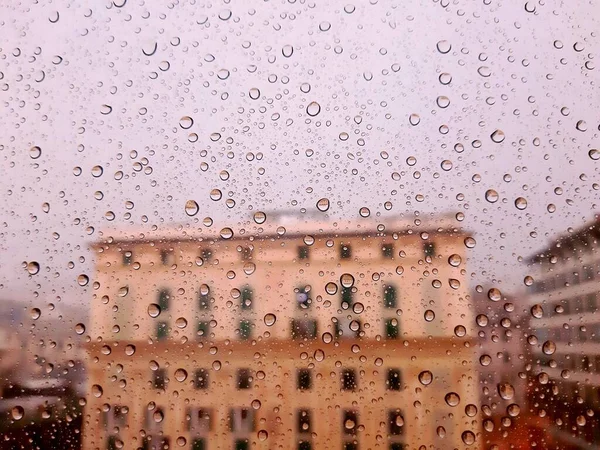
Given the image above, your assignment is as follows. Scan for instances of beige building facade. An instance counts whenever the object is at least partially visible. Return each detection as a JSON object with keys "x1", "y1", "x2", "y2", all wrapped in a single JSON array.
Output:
[{"x1": 83, "y1": 215, "x2": 481, "y2": 450}]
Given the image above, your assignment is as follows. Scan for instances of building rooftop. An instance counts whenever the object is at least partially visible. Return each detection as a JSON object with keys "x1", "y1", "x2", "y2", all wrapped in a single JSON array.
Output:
[
  {"x1": 93, "y1": 211, "x2": 469, "y2": 247},
  {"x1": 527, "y1": 215, "x2": 600, "y2": 264}
]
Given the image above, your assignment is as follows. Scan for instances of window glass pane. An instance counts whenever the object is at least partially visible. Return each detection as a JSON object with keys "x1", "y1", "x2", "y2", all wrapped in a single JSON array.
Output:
[{"x1": 3, "y1": 3, "x2": 598, "y2": 450}]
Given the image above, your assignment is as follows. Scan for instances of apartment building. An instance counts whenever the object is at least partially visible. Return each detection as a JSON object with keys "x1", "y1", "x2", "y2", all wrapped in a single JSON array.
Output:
[
  {"x1": 82, "y1": 213, "x2": 480, "y2": 450},
  {"x1": 524, "y1": 217, "x2": 600, "y2": 449}
]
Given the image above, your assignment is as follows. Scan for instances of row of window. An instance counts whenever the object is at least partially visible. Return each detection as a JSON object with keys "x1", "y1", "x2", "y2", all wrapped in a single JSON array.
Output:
[
  {"x1": 546, "y1": 292, "x2": 598, "y2": 315},
  {"x1": 531, "y1": 266, "x2": 598, "y2": 294},
  {"x1": 539, "y1": 353, "x2": 600, "y2": 373},
  {"x1": 121, "y1": 242, "x2": 438, "y2": 266},
  {"x1": 534, "y1": 322, "x2": 600, "y2": 344},
  {"x1": 105, "y1": 407, "x2": 405, "y2": 450},
  {"x1": 153, "y1": 284, "x2": 400, "y2": 312},
  {"x1": 151, "y1": 368, "x2": 403, "y2": 392},
  {"x1": 154, "y1": 317, "x2": 401, "y2": 341}
]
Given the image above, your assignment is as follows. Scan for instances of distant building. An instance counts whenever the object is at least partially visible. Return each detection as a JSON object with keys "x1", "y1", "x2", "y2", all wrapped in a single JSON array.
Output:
[
  {"x1": 83, "y1": 214, "x2": 481, "y2": 450},
  {"x1": 524, "y1": 216, "x2": 600, "y2": 449}
]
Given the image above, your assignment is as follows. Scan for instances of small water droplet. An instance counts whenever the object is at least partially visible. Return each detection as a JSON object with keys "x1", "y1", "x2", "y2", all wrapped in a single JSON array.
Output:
[
  {"x1": 148, "y1": 304, "x2": 161, "y2": 318},
  {"x1": 75, "y1": 323, "x2": 86, "y2": 335},
  {"x1": 542, "y1": 340, "x2": 556, "y2": 355},
  {"x1": 11, "y1": 406, "x2": 24, "y2": 420},
  {"x1": 409, "y1": 113, "x2": 420, "y2": 126},
  {"x1": 359, "y1": 207, "x2": 370, "y2": 218},
  {"x1": 282, "y1": 45, "x2": 293, "y2": 57},
  {"x1": 125, "y1": 344, "x2": 136, "y2": 356},
  {"x1": 220, "y1": 228, "x2": 234, "y2": 239},
  {"x1": 185, "y1": 200, "x2": 199, "y2": 216},
  {"x1": 249, "y1": 88, "x2": 260, "y2": 100},
  {"x1": 253, "y1": 211, "x2": 267, "y2": 224},
  {"x1": 91, "y1": 384, "x2": 103, "y2": 398},
  {"x1": 264, "y1": 313, "x2": 276, "y2": 327},
  {"x1": 77, "y1": 274, "x2": 89, "y2": 286},
  {"x1": 445, "y1": 392, "x2": 460, "y2": 407},
  {"x1": 174, "y1": 368, "x2": 188, "y2": 382},
  {"x1": 27, "y1": 261, "x2": 40, "y2": 275},
  {"x1": 179, "y1": 116, "x2": 193, "y2": 129}
]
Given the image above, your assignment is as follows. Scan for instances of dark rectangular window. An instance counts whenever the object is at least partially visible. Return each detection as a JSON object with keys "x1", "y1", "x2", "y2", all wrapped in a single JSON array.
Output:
[
  {"x1": 107, "y1": 436, "x2": 117, "y2": 450},
  {"x1": 291, "y1": 319, "x2": 318, "y2": 340},
  {"x1": 388, "y1": 410, "x2": 405, "y2": 436},
  {"x1": 201, "y1": 248, "x2": 212, "y2": 262},
  {"x1": 587, "y1": 293, "x2": 597, "y2": 312},
  {"x1": 389, "y1": 444, "x2": 405, "y2": 450},
  {"x1": 343, "y1": 444, "x2": 358, "y2": 450},
  {"x1": 192, "y1": 439, "x2": 205, "y2": 450},
  {"x1": 194, "y1": 369, "x2": 209, "y2": 390},
  {"x1": 123, "y1": 251, "x2": 132, "y2": 266},
  {"x1": 341, "y1": 369, "x2": 357, "y2": 391},
  {"x1": 197, "y1": 321, "x2": 210, "y2": 340},
  {"x1": 153, "y1": 369, "x2": 167, "y2": 389},
  {"x1": 156, "y1": 321, "x2": 169, "y2": 341},
  {"x1": 239, "y1": 320, "x2": 252, "y2": 340},
  {"x1": 423, "y1": 242, "x2": 435, "y2": 257},
  {"x1": 158, "y1": 289, "x2": 170, "y2": 311},
  {"x1": 235, "y1": 440, "x2": 249, "y2": 450},
  {"x1": 335, "y1": 319, "x2": 361, "y2": 339},
  {"x1": 229, "y1": 408, "x2": 255, "y2": 433},
  {"x1": 584, "y1": 265, "x2": 595, "y2": 281},
  {"x1": 241, "y1": 286, "x2": 253, "y2": 310},
  {"x1": 237, "y1": 368, "x2": 252, "y2": 389},
  {"x1": 297, "y1": 409, "x2": 311, "y2": 433},
  {"x1": 385, "y1": 319, "x2": 399, "y2": 339},
  {"x1": 340, "y1": 244, "x2": 352, "y2": 259},
  {"x1": 240, "y1": 246, "x2": 253, "y2": 260},
  {"x1": 383, "y1": 285, "x2": 397, "y2": 308},
  {"x1": 186, "y1": 408, "x2": 212, "y2": 433},
  {"x1": 342, "y1": 410, "x2": 358, "y2": 435},
  {"x1": 341, "y1": 287, "x2": 353, "y2": 308},
  {"x1": 382, "y1": 244, "x2": 394, "y2": 259},
  {"x1": 199, "y1": 285, "x2": 210, "y2": 309},
  {"x1": 160, "y1": 249, "x2": 170, "y2": 265},
  {"x1": 386, "y1": 369, "x2": 402, "y2": 391},
  {"x1": 297, "y1": 369, "x2": 312, "y2": 390},
  {"x1": 298, "y1": 442, "x2": 312, "y2": 450},
  {"x1": 298, "y1": 246, "x2": 310, "y2": 260}
]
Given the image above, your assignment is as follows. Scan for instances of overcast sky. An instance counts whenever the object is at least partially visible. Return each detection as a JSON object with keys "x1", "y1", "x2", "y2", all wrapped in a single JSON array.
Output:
[{"x1": 1, "y1": 0, "x2": 598, "y2": 320}]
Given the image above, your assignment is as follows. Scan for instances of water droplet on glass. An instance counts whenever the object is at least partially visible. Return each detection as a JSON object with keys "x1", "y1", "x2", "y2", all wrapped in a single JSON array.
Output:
[
  {"x1": 542, "y1": 340, "x2": 556, "y2": 355},
  {"x1": 125, "y1": 344, "x2": 136, "y2": 356},
  {"x1": 490, "y1": 129, "x2": 505, "y2": 143},
  {"x1": 454, "y1": 325, "x2": 466, "y2": 337},
  {"x1": 485, "y1": 189, "x2": 499, "y2": 203},
  {"x1": 436, "y1": 40, "x2": 452, "y2": 54},
  {"x1": 448, "y1": 254, "x2": 462, "y2": 267},
  {"x1": 258, "y1": 430, "x2": 268, "y2": 441},
  {"x1": 418, "y1": 370, "x2": 433, "y2": 385},
  {"x1": 439, "y1": 73, "x2": 452, "y2": 85},
  {"x1": 514, "y1": 197, "x2": 527, "y2": 210},
  {"x1": 477, "y1": 66, "x2": 491, "y2": 77},
  {"x1": 424, "y1": 310, "x2": 435, "y2": 322},
  {"x1": 148, "y1": 304, "x2": 161, "y2": 318},
  {"x1": 359, "y1": 207, "x2": 370, "y2": 218},
  {"x1": 185, "y1": 200, "x2": 199, "y2": 217},
  {"x1": 77, "y1": 274, "x2": 89, "y2": 286},
  {"x1": 306, "y1": 101, "x2": 321, "y2": 117},
  {"x1": 249, "y1": 88, "x2": 260, "y2": 100},
  {"x1": 576, "y1": 120, "x2": 587, "y2": 132},
  {"x1": 317, "y1": 198, "x2": 330, "y2": 212},
  {"x1": 488, "y1": 288, "x2": 502, "y2": 302},
  {"x1": 445, "y1": 392, "x2": 460, "y2": 407},
  {"x1": 436, "y1": 96, "x2": 450, "y2": 108},
  {"x1": 264, "y1": 313, "x2": 276, "y2": 327},
  {"x1": 91, "y1": 384, "x2": 103, "y2": 398},
  {"x1": 589, "y1": 149, "x2": 599, "y2": 160},
  {"x1": 282, "y1": 45, "x2": 293, "y2": 57},
  {"x1": 220, "y1": 228, "x2": 234, "y2": 239},
  {"x1": 11, "y1": 406, "x2": 24, "y2": 420},
  {"x1": 498, "y1": 383, "x2": 515, "y2": 400},
  {"x1": 174, "y1": 368, "x2": 188, "y2": 382},
  {"x1": 461, "y1": 431, "x2": 476, "y2": 445},
  {"x1": 217, "y1": 69, "x2": 230, "y2": 80},
  {"x1": 325, "y1": 282, "x2": 338, "y2": 295},
  {"x1": 29, "y1": 146, "x2": 42, "y2": 159},
  {"x1": 30, "y1": 308, "x2": 41, "y2": 320},
  {"x1": 179, "y1": 116, "x2": 193, "y2": 129},
  {"x1": 340, "y1": 274, "x2": 355, "y2": 288},
  {"x1": 409, "y1": 114, "x2": 420, "y2": 126},
  {"x1": 27, "y1": 261, "x2": 40, "y2": 275},
  {"x1": 75, "y1": 323, "x2": 86, "y2": 335},
  {"x1": 253, "y1": 211, "x2": 267, "y2": 224}
]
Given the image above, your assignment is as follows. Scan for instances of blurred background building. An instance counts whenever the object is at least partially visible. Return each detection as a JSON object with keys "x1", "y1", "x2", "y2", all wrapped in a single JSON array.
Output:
[
  {"x1": 524, "y1": 217, "x2": 600, "y2": 450},
  {"x1": 83, "y1": 213, "x2": 481, "y2": 450}
]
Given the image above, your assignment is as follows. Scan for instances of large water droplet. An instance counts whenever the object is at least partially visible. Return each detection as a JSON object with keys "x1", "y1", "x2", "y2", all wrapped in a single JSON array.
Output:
[
  {"x1": 306, "y1": 101, "x2": 321, "y2": 117},
  {"x1": 498, "y1": 383, "x2": 515, "y2": 400},
  {"x1": 29, "y1": 146, "x2": 42, "y2": 159},
  {"x1": 174, "y1": 368, "x2": 188, "y2": 382},
  {"x1": 485, "y1": 189, "x2": 499, "y2": 203},
  {"x1": 436, "y1": 40, "x2": 452, "y2": 54},
  {"x1": 514, "y1": 197, "x2": 527, "y2": 210},
  {"x1": 418, "y1": 370, "x2": 433, "y2": 385},
  {"x1": 542, "y1": 340, "x2": 556, "y2": 355},
  {"x1": 148, "y1": 304, "x2": 161, "y2": 318},
  {"x1": 185, "y1": 200, "x2": 199, "y2": 217},
  {"x1": 179, "y1": 116, "x2": 193, "y2": 129},
  {"x1": 91, "y1": 384, "x2": 103, "y2": 398},
  {"x1": 77, "y1": 274, "x2": 89, "y2": 286},
  {"x1": 27, "y1": 261, "x2": 40, "y2": 275},
  {"x1": 11, "y1": 406, "x2": 24, "y2": 420},
  {"x1": 445, "y1": 392, "x2": 460, "y2": 407}
]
